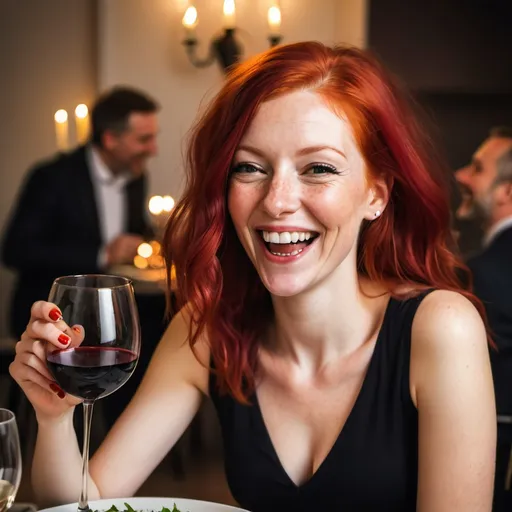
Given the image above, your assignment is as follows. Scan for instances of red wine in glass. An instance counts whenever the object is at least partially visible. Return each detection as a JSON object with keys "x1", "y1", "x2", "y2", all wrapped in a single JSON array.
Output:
[{"x1": 47, "y1": 346, "x2": 138, "y2": 401}]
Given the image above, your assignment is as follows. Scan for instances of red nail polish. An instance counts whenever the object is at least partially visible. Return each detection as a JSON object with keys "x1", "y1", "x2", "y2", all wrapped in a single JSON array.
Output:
[
  {"x1": 72, "y1": 326, "x2": 81, "y2": 334},
  {"x1": 50, "y1": 383, "x2": 62, "y2": 394},
  {"x1": 49, "y1": 308, "x2": 62, "y2": 322},
  {"x1": 58, "y1": 334, "x2": 70, "y2": 345},
  {"x1": 50, "y1": 383, "x2": 66, "y2": 399}
]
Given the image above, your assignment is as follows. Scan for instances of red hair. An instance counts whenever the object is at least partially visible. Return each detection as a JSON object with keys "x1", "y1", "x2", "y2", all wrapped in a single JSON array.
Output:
[{"x1": 163, "y1": 41, "x2": 488, "y2": 403}]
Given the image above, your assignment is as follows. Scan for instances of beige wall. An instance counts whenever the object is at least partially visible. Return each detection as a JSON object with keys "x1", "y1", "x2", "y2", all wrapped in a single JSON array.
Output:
[
  {"x1": 0, "y1": 0, "x2": 98, "y2": 337},
  {"x1": 98, "y1": 0, "x2": 368, "y2": 199}
]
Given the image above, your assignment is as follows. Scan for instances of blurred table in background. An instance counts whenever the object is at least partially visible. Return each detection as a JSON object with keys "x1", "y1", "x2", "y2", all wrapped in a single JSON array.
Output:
[{"x1": 109, "y1": 264, "x2": 170, "y2": 295}]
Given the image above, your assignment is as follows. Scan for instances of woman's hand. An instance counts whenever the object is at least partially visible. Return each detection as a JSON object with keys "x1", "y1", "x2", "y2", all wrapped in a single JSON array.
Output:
[{"x1": 9, "y1": 300, "x2": 83, "y2": 423}]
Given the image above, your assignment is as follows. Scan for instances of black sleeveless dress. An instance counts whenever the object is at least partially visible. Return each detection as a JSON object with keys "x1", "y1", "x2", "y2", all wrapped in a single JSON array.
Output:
[{"x1": 209, "y1": 291, "x2": 433, "y2": 511}]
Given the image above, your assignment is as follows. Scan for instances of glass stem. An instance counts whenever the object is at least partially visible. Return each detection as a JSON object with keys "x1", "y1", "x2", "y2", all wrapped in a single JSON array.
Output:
[{"x1": 78, "y1": 400, "x2": 94, "y2": 512}]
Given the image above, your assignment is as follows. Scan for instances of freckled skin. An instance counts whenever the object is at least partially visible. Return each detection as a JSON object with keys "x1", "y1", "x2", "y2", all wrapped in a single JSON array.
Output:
[{"x1": 228, "y1": 90, "x2": 387, "y2": 297}]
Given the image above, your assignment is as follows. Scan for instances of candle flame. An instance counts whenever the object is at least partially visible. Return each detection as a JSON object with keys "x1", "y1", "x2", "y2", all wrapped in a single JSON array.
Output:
[
  {"x1": 134, "y1": 255, "x2": 149, "y2": 269},
  {"x1": 223, "y1": 0, "x2": 235, "y2": 16},
  {"x1": 162, "y1": 195, "x2": 175, "y2": 212},
  {"x1": 268, "y1": 6, "x2": 281, "y2": 26},
  {"x1": 182, "y1": 6, "x2": 198, "y2": 27},
  {"x1": 148, "y1": 254, "x2": 165, "y2": 269},
  {"x1": 148, "y1": 195, "x2": 164, "y2": 215},
  {"x1": 137, "y1": 242, "x2": 153, "y2": 259},
  {"x1": 150, "y1": 241, "x2": 162, "y2": 255},
  {"x1": 75, "y1": 104, "x2": 88, "y2": 119},
  {"x1": 54, "y1": 109, "x2": 68, "y2": 123}
]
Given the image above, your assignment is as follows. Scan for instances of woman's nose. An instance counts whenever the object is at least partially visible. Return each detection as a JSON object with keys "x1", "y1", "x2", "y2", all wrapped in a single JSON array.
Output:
[{"x1": 261, "y1": 175, "x2": 301, "y2": 218}]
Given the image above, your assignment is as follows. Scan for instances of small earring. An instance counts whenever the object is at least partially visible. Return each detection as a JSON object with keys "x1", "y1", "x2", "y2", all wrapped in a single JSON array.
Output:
[{"x1": 374, "y1": 210, "x2": 381, "y2": 218}]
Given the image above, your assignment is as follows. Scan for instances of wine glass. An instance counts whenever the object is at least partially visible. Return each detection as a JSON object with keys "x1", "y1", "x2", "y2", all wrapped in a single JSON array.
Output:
[
  {"x1": 46, "y1": 275, "x2": 141, "y2": 512},
  {"x1": 0, "y1": 409, "x2": 22, "y2": 512}
]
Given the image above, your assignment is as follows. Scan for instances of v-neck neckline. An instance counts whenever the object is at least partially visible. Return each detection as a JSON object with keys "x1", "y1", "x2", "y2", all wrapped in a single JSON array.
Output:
[{"x1": 252, "y1": 296, "x2": 395, "y2": 490}]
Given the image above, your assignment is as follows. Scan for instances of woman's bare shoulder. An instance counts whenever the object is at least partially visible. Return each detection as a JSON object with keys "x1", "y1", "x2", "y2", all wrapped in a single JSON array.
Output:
[
  {"x1": 412, "y1": 289, "x2": 486, "y2": 346},
  {"x1": 409, "y1": 289, "x2": 490, "y2": 405}
]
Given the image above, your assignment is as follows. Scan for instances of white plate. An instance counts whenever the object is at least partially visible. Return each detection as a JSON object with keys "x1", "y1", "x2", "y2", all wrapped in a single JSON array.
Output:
[{"x1": 39, "y1": 496, "x2": 248, "y2": 512}]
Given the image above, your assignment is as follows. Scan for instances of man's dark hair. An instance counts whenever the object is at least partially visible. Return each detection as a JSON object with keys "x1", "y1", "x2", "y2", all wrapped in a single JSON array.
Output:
[{"x1": 91, "y1": 86, "x2": 159, "y2": 147}]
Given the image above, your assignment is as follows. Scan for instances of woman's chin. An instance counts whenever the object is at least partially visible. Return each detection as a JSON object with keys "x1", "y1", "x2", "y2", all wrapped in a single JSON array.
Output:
[{"x1": 259, "y1": 276, "x2": 310, "y2": 298}]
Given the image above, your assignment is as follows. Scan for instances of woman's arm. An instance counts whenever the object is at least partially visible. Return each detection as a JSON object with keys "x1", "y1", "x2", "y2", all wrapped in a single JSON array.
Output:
[
  {"x1": 410, "y1": 290, "x2": 496, "y2": 512},
  {"x1": 32, "y1": 307, "x2": 210, "y2": 505}
]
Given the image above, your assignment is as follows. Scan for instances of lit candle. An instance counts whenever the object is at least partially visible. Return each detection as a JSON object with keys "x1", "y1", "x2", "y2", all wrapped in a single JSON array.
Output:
[
  {"x1": 162, "y1": 195, "x2": 175, "y2": 213},
  {"x1": 75, "y1": 104, "x2": 90, "y2": 144},
  {"x1": 150, "y1": 240, "x2": 162, "y2": 255},
  {"x1": 223, "y1": 0, "x2": 236, "y2": 29},
  {"x1": 182, "y1": 5, "x2": 198, "y2": 39},
  {"x1": 137, "y1": 243, "x2": 153, "y2": 259},
  {"x1": 133, "y1": 255, "x2": 149, "y2": 269},
  {"x1": 148, "y1": 195, "x2": 164, "y2": 216},
  {"x1": 268, "y1": 5, "x2": 281, "y2": 37},
  {"x1": 54, "y1": 109, "x2": 69, "y2": 152}
]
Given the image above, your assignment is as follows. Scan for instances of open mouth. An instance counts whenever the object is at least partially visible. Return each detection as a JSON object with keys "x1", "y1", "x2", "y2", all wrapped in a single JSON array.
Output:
[{"x1": 258, "y1": 230, "x2": 319, "y2": 258}]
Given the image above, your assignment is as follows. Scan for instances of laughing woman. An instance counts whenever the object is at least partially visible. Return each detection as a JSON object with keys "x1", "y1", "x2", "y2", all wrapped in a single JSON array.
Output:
[{"x1": 10, "y1": 42, "x2": 496, "y2": 511}]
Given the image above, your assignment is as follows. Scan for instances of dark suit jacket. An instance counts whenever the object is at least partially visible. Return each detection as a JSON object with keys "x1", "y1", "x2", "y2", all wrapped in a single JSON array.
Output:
[
  {"x1": 468, "y1": 225, "x2": 512, "y2": 416},
  {"x1": 1, "y1": 145, "x2": 153, "y2": 338}
]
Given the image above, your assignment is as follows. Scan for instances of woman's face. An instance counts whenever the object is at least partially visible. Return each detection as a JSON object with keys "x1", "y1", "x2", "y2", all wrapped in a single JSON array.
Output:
[{"x1": 228, "y1": 90, "x2": 387, "y2": 297}]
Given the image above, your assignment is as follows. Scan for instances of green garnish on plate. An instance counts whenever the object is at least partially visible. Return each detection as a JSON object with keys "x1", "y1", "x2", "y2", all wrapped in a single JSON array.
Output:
[{"x1": 98, "y1": 503, "x2": 184, "y2": 512}]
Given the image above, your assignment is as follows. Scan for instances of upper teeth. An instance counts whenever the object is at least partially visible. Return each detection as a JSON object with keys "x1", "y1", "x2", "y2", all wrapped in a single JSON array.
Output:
[{"x1": 262, "y1": 231, "x2": 313, "y2": 244}]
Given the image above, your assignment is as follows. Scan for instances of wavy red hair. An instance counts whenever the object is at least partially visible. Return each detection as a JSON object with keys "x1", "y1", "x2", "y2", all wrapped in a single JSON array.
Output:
[{"x1": 163, "y1": 41, "x2": 488, "y2": 403}]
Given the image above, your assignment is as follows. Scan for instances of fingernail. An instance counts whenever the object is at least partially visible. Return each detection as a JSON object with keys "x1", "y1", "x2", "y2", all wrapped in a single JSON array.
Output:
[
  {"x1": 49, "y1": 308, "x2": 62, "y2": 322},
  {"x1": 72, "y1": 326, "x2": 81, "y2": 334},
  {"x1": 49, "y1": 383, "x2": 60, "y2": 393},
  {"x1": 58, "y1": 334, "x2": 70, "y2": 345},
  {"x1": 49, "y1": 382, "x2": 65, "y2": 399}
]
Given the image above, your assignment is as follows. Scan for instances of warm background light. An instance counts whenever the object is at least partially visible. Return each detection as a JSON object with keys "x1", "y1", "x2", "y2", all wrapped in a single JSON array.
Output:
[
  {"x1": 162, "y1": 195, "x2": 175, "y2": 212},
  {"x1": 137, "y1": 242, "x2": 153, "y2": 258},
  {"x1": 223, "y1": 0, "x2": 236, "y2": 29},
  {"x1": 148, "y1": 195, "x2": 164, "y2": 215},
  {"x1": 54, "y1": 109, "x2": 68, "y2": 123},
  {"x1": 148, "y1": 254, "x2": 165, "y2": 268},
  {"x1": 75, "y1": 104, "x2": 88, "y2": 118},
  {"x1": 74, "y1": 103, "x2": 90, "y2": 144},
  {"x1": 182, "y1": 6, "x2": 198, "y2": 28},
  {"x1": 150, "y1": 241, "x2": 162, "y2": 254},
  {"x1": 134, "y1": 241, "x2": 165, "y2": 270},
  {"x1": 133, "y1": 255, "x2": 149, "y2": 269},
  {"x1": 268, "y1": 6, "x2": 281, "y2": 34},
  {"x1": 54, "y1": 109, "x2": 69, "y2": 151},
  {"x1": 223, "y1": 0, "x2": 235, "y2": 17}
]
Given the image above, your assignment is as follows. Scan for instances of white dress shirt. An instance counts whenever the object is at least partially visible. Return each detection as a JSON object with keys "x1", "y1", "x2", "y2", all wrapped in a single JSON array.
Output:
[{"x1": 87, "y1": 146, "x2": 130, "y2": 267}]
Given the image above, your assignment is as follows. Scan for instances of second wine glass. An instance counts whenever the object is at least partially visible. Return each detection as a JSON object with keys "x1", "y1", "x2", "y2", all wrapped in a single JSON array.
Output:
[
  {"x1": 46, "y1": 274, "x2": 141, "y2": 512},
  {"x1": 0, "y1": 409, "x2": 21, "y2": 512}
]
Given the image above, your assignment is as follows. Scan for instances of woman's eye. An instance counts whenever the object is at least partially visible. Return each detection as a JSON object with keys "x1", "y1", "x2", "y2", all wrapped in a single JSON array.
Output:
[
  {"x1": 306, "y1": 163, "x2": 340, "y2": 175},
  {"x1": 231, "y1": 163, "x2": 262, "y2": 174}
]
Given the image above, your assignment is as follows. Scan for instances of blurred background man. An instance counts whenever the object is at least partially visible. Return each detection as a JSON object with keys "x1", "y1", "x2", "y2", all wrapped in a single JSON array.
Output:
[
  {"x1": 1, "y1": 86, "x2": 159, "y2": 339},
  {"x1": 455, "y1": 126, "x2": 512, "y2": 510}
]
